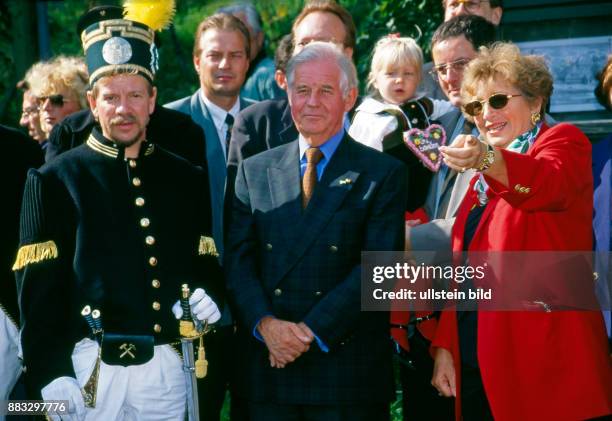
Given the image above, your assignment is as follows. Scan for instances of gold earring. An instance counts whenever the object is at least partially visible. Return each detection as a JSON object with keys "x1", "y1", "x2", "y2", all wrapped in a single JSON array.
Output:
[{"x1": 531, "y1": 111, "x2": 541, "y2": 126}]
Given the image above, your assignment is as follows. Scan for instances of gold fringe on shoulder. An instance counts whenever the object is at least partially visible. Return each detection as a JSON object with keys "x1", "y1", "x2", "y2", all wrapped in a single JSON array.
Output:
[
  {"x1": 12, "y1": 240, "x2": 59, "y2": 271},
  {"x1": 198, "y1": 236, "x2": 219, "y2": 258}
]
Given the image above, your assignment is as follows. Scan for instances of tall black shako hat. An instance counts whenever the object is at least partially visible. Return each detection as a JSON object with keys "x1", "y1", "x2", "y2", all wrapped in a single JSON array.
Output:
[{"x1": 79, "y1": 1, "x2": 175, "y2": 85}]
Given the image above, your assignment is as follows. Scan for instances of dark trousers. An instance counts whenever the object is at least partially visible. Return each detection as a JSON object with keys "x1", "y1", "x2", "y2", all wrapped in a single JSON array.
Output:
[
  {"x1": 398, "y1": 330, "x2": 454, "y2": 421},
  {"x1": 460, "y1": 365, "x2": 493, "y2": 421},
  {"x1": 248, "y1": 401, "x2": 389, "y2": 421},
  {"x1": 197, "y1": 325, "x2": 234, "y2": 421},
  {"x1": 399, "y1": 362, "x2": 454, "y2": 421}
]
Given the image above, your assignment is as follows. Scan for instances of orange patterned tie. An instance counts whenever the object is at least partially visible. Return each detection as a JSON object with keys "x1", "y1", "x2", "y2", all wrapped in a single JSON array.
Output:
[{"x1": 302, "y1": 147, "x2": 323, "y2": 208}]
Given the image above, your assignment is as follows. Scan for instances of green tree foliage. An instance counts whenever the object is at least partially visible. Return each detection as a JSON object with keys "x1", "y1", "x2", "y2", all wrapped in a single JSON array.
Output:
[
  {"x1": 353, "y1": 0, "x2": 443, "y2": 92},
  {"x1": 0, "y1": 0, "x2": 442, "y2": 135}
]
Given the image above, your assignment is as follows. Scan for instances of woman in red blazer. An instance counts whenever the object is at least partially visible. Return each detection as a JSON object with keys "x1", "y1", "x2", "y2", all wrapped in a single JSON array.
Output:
[{"x1": 432, "y1": 42, "x2": 612, "y2": 421}]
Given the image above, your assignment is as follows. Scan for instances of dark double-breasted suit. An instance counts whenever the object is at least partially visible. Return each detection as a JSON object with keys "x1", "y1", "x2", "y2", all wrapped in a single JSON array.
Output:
[{"x1": 225, "y1": 134, "x2": 407, "y2": 406}]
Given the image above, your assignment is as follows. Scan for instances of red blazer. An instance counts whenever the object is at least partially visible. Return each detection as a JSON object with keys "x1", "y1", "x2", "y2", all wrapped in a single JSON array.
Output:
[{"x1": 433, "y1": 123, "x2": 612, "y2": 421}]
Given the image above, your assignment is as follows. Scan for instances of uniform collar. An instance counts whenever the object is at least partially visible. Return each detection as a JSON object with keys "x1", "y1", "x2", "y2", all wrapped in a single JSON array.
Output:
[{"x1": 86, "y1": 127, "x2": 154, "y2": 159}]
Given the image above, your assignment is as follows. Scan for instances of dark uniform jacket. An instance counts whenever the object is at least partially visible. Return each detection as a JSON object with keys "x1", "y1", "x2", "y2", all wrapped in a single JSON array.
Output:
[
  {"x1": 45, "y1": 106, "x2": 208, "y2": 169},
  {"x1": 225, "y1": 134, "x2": 406, "y2": 404},
  {"x1": 14, "y1": 128, "x2": 223, "y2": 396},
  {"x1": 0, "y1": 125, "x2": 43, "y2": 327}
]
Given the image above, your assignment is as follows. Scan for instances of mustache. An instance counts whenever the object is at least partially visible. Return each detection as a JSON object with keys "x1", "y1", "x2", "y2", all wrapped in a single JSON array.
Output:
[{"x1": 110, "y1": 115, "x2": 137, "y2": 125}]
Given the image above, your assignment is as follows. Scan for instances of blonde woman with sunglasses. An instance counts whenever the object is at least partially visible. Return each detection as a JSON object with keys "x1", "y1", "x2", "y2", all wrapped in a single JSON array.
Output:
[
  {"x1": 431, "y1": 42, "x2": 612, "y2": 421},
  {"x1": 27, "y1": 56, "x2": 88, "y2": 142}
]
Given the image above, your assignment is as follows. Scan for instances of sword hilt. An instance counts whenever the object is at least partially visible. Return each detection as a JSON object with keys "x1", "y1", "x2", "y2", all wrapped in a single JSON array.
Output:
[
  {"x1": 180, "y1": 284, "x2": 192, "y2": 322},
  {"x1": 179, "y1": 284, "x2": 198, "y2": 338},
  {"x1": 81, "y1": 305, "x2": 96, "y2": 333},
  {"x1": 91, "y1": 309, "x2": 103, "y2": 334}
]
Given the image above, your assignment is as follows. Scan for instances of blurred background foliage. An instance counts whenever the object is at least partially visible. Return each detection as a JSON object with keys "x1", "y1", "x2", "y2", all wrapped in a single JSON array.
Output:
[{"x1": 1, "y1": 0, "x2": 442, "y2": 126}]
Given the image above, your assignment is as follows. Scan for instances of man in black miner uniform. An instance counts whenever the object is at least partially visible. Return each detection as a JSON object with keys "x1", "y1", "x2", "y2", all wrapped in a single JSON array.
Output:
[
  {"x1": 45, "y1": 5, "x2": 208, "y2": 170},
  {"x1": 14, "y1": 9, "x2": 223, "y2": 419},
  {"x1": 0, "y1": 125, "x2": 42, "y2": 403}
]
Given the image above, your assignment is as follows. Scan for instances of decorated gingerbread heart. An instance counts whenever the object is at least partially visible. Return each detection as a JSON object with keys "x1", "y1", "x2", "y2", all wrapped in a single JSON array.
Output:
[{"x1": 403, "y1": 124, "x2": 447, "y2": 172}]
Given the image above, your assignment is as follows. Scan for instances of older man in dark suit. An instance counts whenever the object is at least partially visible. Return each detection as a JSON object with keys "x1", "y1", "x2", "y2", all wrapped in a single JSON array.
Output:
[
  {"x1": 225, "y1": 1, "x2": 357, "y2": 218},
  {"x1": 225, "y1": 42, "x2": 406, "y2": 421}
]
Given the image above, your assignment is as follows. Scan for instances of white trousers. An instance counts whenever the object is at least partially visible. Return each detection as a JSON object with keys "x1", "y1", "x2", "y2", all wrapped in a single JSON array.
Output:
[{"x1": 72, "y1": 338, "x2": 186, "y2": 421}]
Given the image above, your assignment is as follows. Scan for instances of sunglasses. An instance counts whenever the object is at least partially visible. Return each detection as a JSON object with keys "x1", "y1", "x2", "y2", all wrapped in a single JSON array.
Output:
[
  {"x1": 38, "y1": 94, "x2": 72, "y2": 107},
  {"x1": 463, "y1": 93, "x2": 522, "y2": 117}
]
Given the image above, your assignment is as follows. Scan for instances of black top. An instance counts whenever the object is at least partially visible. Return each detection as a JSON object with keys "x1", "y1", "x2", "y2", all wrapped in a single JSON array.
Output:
[
  {"x1": 0, "y1": 125, "x2": 43, "y2": 326},
  {"x1": 458, "y1": 203, "x2": 488, "y2": 368},
  {"x1": 15, "y1": 128, "x2": 223, "y2": 395}
]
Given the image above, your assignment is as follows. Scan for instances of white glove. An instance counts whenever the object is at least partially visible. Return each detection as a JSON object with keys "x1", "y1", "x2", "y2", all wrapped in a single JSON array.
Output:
[
  {"x1": 41, "y1": 376, "x2": 86, "y2": 421},
  {"x1": 172, "y1": 288, "x2": 221, "y2": 324}
]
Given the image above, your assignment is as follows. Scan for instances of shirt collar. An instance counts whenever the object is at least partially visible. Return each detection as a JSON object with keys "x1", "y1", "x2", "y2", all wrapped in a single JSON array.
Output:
[
  {"x1": 299, "y1": 128, "x2": 344, "y2": 163},
  {"x1": 200, "y1": 91, "x2": 240, "y2": 131}
]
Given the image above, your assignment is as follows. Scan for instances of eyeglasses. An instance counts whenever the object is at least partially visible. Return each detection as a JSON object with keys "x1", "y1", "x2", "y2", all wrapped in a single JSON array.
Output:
[
  {"x1": 37, "y1": 94, "x2": 72, "y2": 108},
  {"x1": 446, "y1": 0, "x2": 489, "y2": 13},
  {"x1": 429, "y1": 58, "x2": 471, "y2": 81},
  {"x1": 463, "y1": 93, "x2": 522, "y2": 117}
]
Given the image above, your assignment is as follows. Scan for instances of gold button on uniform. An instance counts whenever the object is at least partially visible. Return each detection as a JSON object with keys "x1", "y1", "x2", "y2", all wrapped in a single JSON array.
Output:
[
  {"x1": 129, "y1": 160, "x2": 137, "y2": 168},
  {"x1": 140, "y1": 218, "x2": 150, "y2": 228},
  {"x1": 149, "y1": 256, "x2": 158, "y2": 266},
  {"x1": 514, "y1": 184, "x2": 522, "y2": 192},
  {"x1": 315, "y1": 291, "x2": 322, "y2": 296},
  {"x1": 152, "y1": 279, "x2": 160, "y2": 288},
  {"x1": 266, "y1": 243, "x2": 273, "y2": 251},
  {"x1": 330, "y1": 245, "x2": 338, "y2": 253},
  {"x1": 274, "y1": 288, "x2": 282, "y2": 296},
  {"x1": 152, "y1": 301, "x2": 160, "y2": 311},
  {"x1": 153, "y1": 324, "x2": 161, "y2": 333},
  {"x1": 135, "y1": 197, "x2": 145, "y2": 207},
  {"x1": 145, "y1": 236, "x2": 155, "y2": 245},
  {"x1": 132, "y1": 177, "x2": 141, "y2": 187}
]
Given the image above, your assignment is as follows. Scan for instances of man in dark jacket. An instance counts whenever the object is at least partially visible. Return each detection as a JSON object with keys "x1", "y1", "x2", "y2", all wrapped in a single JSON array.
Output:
[
  {"x1": 14, "y1": 11, "x2": 223, "y2": 420},
  {"x1": 0, "y1": 125, "x2": 43, "y2": 403}
]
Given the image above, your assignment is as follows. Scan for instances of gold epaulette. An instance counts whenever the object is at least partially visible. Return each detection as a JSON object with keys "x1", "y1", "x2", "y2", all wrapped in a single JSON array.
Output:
[
  {"x1": 12, "y1": 240, "x2": 58, "y2": 271},
  {"x1": 198, "y1": 236, "x2": 219, "y2": 258}
]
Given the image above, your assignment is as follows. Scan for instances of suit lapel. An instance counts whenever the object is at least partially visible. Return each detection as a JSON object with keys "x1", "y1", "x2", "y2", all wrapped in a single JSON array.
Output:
[
  {"x1": 191, "y1": 91, "x2": 227, "y2": 254},
  {"x1": 278, "y1": 101, "x2": 298, "y2": 145},
  {"x1": 272, "y1": 136, "x2": 361, "y2": 285},
  {"x1": 268, "y1": 141, "x2": 302, "y2": 233},
  {"x1": 239, "y1": 97, "x2": 252, "y2": 111}
]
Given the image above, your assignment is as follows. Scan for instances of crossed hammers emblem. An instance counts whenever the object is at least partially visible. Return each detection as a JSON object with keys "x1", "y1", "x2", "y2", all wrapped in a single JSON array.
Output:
[{"x1": 119, "y1": 343, "x2": 136, "y2": 359}]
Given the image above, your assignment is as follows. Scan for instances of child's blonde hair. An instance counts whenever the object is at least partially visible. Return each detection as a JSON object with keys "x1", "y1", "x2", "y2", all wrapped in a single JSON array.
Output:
[{"x1": 366, "y1": 35, "x2": 423, "y2": 96}]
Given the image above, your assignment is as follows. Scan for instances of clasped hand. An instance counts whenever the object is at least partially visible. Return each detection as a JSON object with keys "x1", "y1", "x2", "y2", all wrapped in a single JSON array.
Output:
[{"x1": 257, "y1": 316, "x2": 314, "y2": 368}]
